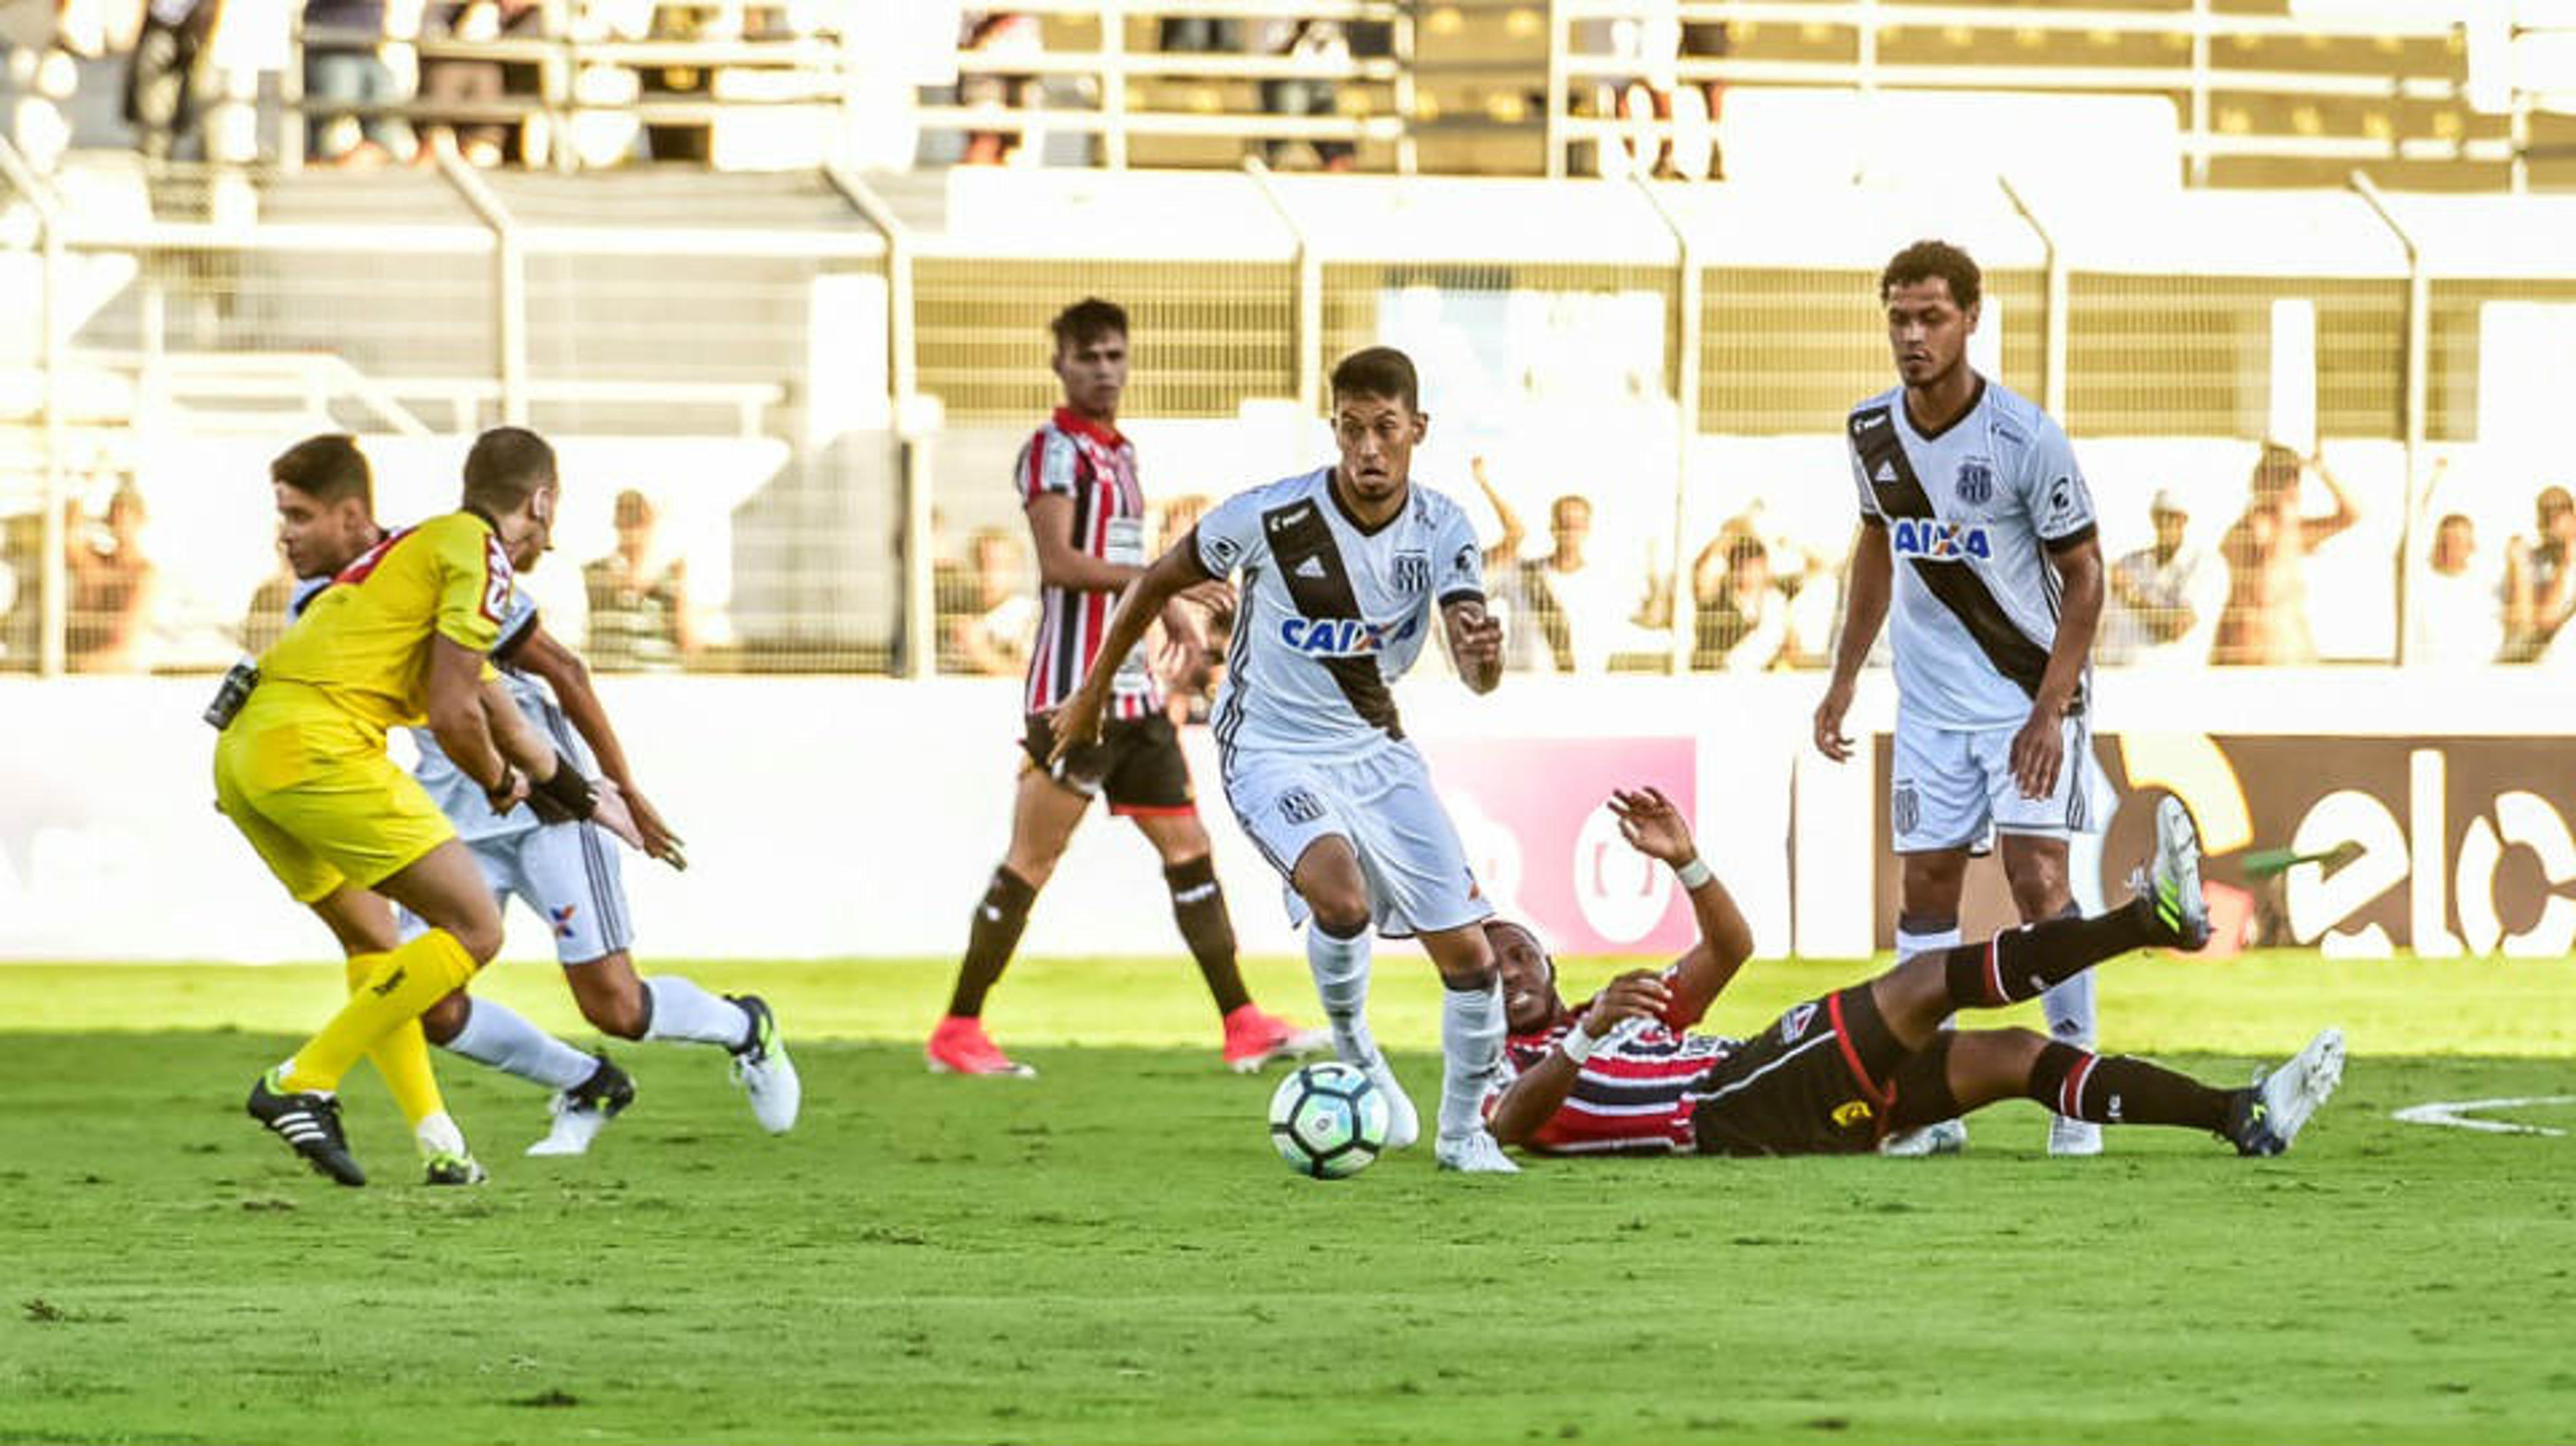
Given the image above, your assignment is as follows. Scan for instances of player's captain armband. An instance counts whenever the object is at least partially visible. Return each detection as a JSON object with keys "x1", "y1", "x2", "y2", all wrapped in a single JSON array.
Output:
[{"x1": 201, "y1": 657, "x2": 260, "y2": 730}]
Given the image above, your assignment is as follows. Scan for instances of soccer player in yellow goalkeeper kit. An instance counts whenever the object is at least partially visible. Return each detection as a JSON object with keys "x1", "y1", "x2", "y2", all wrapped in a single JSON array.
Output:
[{"x1": 219, "y1": 427, "x2": 568, "y2": 1186}]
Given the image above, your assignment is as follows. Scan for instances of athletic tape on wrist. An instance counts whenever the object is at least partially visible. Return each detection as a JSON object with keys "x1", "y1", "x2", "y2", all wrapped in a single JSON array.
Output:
[
  {"x1": 1675, "y1": 856, "x2": 1714, "y2": 890},
  {"x1": 1558, "y1": 1024, "x2": 1605, "y2": 1066}
]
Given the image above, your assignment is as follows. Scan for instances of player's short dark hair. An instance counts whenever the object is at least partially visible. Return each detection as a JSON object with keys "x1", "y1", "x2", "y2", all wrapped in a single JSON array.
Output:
[
  {"x1": 1050, "y1": 297, "x2": 1128, "y2": 352},
  {"x1": 1880, "y1": 239, "x2": 1982, "y2": 311},
  {"x1": 270, "y1": 434, "x2": 372, "y2": 510},
  {"x1": 1330, "y1": 346, "x2": 1419, "y2": 412},
  {"x1": 461, "y1": 427, "x2": 557, "y2": 514}
]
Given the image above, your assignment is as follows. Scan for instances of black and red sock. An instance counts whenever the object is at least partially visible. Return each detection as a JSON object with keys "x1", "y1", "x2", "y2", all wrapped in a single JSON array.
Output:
[
  {"x1": 1166, "y1": 854, "x2": 1252, "y2": 1017},
  {"x1": 1941, "y1": 906, "x2": 2153, "y2": 1011},
  {"x1": 2027, "y1": 1040, "x2": 2229, "y2": 1130},
  {"x1": 947, "y1": 865, "x2": 1037, "y2": 1018}
]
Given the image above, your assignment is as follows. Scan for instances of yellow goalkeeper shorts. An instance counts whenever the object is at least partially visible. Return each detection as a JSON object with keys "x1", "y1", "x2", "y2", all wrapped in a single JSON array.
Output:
[{"x1": 212, "y1": 684, "x2": 457, "y2": 905}]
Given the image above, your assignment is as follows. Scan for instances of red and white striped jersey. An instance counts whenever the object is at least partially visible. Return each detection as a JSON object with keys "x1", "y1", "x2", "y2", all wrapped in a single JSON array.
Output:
[
  {"x1": 1490, "y1": 973, "x2": 1740, "y2": 1154},
  {"x1": 1018, "y1": 406, "x2": 1162, "y2": 720}
]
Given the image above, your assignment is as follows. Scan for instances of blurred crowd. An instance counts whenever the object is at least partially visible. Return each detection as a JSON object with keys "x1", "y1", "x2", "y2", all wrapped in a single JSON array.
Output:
[
  {"x1": 0, "y1": 0, "x2": 854, "y2": 172},
  {"x1": 922, "y1": 443, "x2": 2576, "y2": 687}
]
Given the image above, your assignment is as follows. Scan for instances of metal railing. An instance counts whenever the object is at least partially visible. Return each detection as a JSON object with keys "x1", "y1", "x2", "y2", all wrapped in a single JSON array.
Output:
[
  {"x1": 7, "y1": 153, "x2": 2575, "y2": 680},
  {"x1": 1543, "y1": 0, "x2": 2519, "y2": 185}
]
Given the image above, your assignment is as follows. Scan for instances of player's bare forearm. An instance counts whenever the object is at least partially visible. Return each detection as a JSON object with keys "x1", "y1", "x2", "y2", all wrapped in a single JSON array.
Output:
[
  {"x1": 1831, "y1": 524, "x2": 1892, "y2": 686},
  {"x1": 2034, "y1": 539, "x2": 2104, "y2": 715},
  {"x1": 1485, "y1": 1054, "x2": 1578, "y2": 1149},
  {"x1": 479, "y1": 678, "x2": 559, "y2": 781},
  {"x1": 1053, "y1": 541, "x2": 1202, "y2": 755},
  {"x1": 1027, "y1": 494, "x2": 1146, "y2": 594},
  {"x1": 427, "y1": 635, "x2": 508, "y2": 791},
  {"x1": 519, "y1": 624, "x2": 633, "y2": 790},
  {"x1": 1444, "y1": 599, "x2": 1503, "y2": 694},
  {"x1": 1669, "y1": 874, "x2": 1756, "y2": 1019}
]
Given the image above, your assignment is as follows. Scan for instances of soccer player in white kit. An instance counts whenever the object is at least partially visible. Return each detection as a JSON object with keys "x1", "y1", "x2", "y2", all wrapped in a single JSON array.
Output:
[
  {"x1": 1049, "y1": 347, "x2": 1521, "y2": 1174},
  {"x1": 1811, "y1": 241, "x2": 2112, "y2": 1157}
]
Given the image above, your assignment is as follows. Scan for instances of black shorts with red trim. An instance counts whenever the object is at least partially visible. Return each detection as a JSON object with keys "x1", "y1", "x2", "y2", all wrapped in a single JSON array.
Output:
[
  {"x1": 1020, "y1": 712, "x2": 1195, "y2": 815},
  {"x1": 1689, "y1": 985, "x2": 1919, "y2": 1156}
]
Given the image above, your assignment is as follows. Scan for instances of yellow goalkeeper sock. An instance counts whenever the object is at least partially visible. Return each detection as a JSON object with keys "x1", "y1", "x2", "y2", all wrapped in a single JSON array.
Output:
[
  {"x1": 280, "y1": 930, "x2": 478, "y2": 1094},
  {"x1": 342, "y1": 951, "x2": 448, "y2": 1130}
]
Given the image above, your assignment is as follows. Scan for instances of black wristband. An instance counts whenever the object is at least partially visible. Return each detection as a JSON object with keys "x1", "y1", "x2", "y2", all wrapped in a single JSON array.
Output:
[{"x1": 526, "y1": 751, "x2": 598, "y2": 824}]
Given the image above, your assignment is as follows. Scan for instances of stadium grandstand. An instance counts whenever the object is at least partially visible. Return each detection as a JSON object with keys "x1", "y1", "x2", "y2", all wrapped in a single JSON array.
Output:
[{"x1": 3, "y1": 1, "x2": 2575, "y2": 965}]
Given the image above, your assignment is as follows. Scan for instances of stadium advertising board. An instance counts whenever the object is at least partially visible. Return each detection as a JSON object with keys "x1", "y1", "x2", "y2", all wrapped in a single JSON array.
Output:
[{"x1": 1872, "y1": 732, "x2": 2576, "y2": 956}]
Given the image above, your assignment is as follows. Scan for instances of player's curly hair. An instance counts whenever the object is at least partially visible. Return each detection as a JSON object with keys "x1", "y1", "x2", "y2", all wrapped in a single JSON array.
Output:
[
  {"x1": 1049, "y1": 297, "x2": 1128, "y2": 352},
  {"x1": 1330, "y1": 346, "x2": 1420, "y2": 412},
  {"x1": 1880, "y1": 239, "x2": 1982, "y2": 311},
  {"x1": 270, "y1": 434, "x2": 372, "y2": 510}
]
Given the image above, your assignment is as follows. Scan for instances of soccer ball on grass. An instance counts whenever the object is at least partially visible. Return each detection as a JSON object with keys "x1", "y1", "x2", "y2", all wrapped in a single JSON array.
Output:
[{"x1": 1267, "y1": 1062, "x2": 1390, "y2": 1179}]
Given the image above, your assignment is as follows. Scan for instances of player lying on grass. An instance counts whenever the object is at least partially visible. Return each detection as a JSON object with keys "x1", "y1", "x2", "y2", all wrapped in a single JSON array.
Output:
[
  {"x1": 266, "y1": 434, "x2": 796, "y2": 1175},
  {"x1": 1483, "y1": 787, "x2": 2344, "y2": 1158}
]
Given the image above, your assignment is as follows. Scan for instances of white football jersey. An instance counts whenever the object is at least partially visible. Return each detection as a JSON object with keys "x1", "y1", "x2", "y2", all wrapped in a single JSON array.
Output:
[
  {"x1": 1847, "y1": 376, "x2": 2097, "y2": 730},
  {"x1": 1193, "y1": 466, "x2": 1484, "y2": 759}
]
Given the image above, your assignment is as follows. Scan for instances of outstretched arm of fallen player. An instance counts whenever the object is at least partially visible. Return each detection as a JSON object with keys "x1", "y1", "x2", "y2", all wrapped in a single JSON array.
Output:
[
  {"x1": 1609, "y1": 785, "x2": 1754, "y2": 1025},
  {"x1": 1049, "y1": 537, "x2": 1207, "y2": 766},
  {"x1": 1486, "y1": 970, "x2": 1673, "y2": 1149}
]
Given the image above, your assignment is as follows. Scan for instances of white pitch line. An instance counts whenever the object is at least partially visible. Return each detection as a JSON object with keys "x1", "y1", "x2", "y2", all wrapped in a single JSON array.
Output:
[{"x1": 2391, "y1": 1096, "x2": 2576, "y2": 1137}]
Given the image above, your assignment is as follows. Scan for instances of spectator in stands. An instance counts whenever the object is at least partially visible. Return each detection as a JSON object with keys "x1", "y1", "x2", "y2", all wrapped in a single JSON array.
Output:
[
  {"x1": 1157, "y1": 13, "x2": 1237, "y2": 57},
  {"x1": 302, "y1": 0, "x2": 413, "y2": 165},
  {"x1": 1690, "y1": 529, "x2": 1790, "y2": 672},
  {"x1": 2104, "y1": 488, "x2": 2223, "y2": 668},
  {"x1": 2502, "y1": 485, "x2": 2576, "y2": 664},
  {"x1": 1254, "y1": 19, "x2": 1351, "y2": 172},
  {"x1": 240, "y1": 549, "x2": 297, "y2": 655},
  {"x1": 124, "y1": 0, "x2": 212, "y2": 164},
  {"x1": 0, "y1": 508, "x2": 25, "y2": 667},
  {"x1": 2413, "y1": 511, "x2": 2504, "y2": 667},
  {"x1": 1519, "y1": 493, "x2": 1654, "y2": 673},
  {"x1": 2212, "y1": 443, "x2": 2355, "y2": 666},
  {"x1": 416, "y1": 0, "x2": 540, "y2": 167},
  {"x1": 584, "y1": 488, "x2": 694, "y2": 672},
  {"x1": 957, "y1": 9, "x2": 1040, "y2": 166},
  {"x1": 67, "y1": 487, "x2": 158, "y2": 673},
  {"x1": 936, "y1": 526, "x2": 1037, "y2": 679}
]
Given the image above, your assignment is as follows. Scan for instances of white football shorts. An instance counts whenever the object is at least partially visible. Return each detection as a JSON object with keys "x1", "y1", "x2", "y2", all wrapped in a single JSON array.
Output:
[
  {"x1": 1890, "y1": 713, "x2": 2100, "y2": 854},
  {"x1": 396, "y1": 821, "x2": 634, "y2": 965},
  {"x1": 1222, "y1": 739, "x2": 1493, "y2": 939}
]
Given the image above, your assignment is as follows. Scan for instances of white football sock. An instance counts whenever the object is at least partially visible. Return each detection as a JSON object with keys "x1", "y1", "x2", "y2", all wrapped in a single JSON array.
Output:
[
  {"x1": 1894, "y1": 923, "x2": 1962, "y2": 961},
  {"x1": 642, "y1": 976, "x2": 755, "y2": 1049},
  {"x1": 1305, "y1": 924, "x2": 1377, "y2": 1064},
  {"x1": 443, "y1": 998, "x2": 596, "y2": 1092},
  {"x1": 2041, "y1": 969, "x2": 2096, "y2": 1050},
  {"x1": 1436, "y1": 978, "x2": 1506, "y2": 1142}
]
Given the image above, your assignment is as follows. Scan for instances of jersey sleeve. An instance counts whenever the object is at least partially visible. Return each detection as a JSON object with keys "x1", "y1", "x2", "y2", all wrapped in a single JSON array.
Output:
[
  {"x1": 1191, "y1": 486, "x2": 1270, "y2": 581},
  {"x1": 433, "y1": 517, "x2": 513, "y2": 654},
  {"x1": 1435, "y1": 501, "x2": 1485, "y2": 608},
  {"x1": 1849, "y1": 434, "x2": 1886, "y2": 525},
  {"x1": 1018, "y1": 428, "x2": 1081, "y2": 504},
  {"x1": 2025, "y1": 416, "x2": 2098, "y2": 549}
]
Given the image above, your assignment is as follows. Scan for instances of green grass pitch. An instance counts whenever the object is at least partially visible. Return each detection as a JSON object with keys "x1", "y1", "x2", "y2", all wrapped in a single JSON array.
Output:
[{"x1": 2, "y1": 951, "x2": 2571, "y2": 1445}]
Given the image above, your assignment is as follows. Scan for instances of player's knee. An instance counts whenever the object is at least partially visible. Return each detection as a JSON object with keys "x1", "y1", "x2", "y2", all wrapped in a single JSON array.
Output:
[
  {"x1": 1309, "y1": 894, "x2": 1373, "y2": 938},
  {"x1": 419, "y1": 991, "x2": 470, "y2": 1044},
  {"x1": 578, "y1": 988, "x2": 649, "y2": 1040},
  {"x1": 1439, "y1": 962, "x2": 1499, "y2": 993}
]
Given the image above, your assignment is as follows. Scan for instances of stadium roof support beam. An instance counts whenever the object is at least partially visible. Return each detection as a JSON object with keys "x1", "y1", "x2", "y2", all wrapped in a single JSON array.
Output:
[
  {"x1": 1633, "y1": 177, "x2": 1702, "y2": 676},
  {"x1": 826, "y1": 163, "x2": 934, "y2": 680},
  {"x1": 1995, "y1": 174, "x2": 2069, "y2": 423},
  {"x1": 0, "y1": 135, "x2": 65, "y2": 678},
  {"x1": 433, "y1": 148, "x2": 530, "y2": 429},
  {"x1": 1240, "y1": 156, "x2": 1322, "y2": 416},
  {"x1": 2349, "y1": 170, "x2": 2428, "y2": 667}
]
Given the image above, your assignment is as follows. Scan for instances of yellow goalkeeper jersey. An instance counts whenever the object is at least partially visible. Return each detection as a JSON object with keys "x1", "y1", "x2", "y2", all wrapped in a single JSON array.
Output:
[{"x1": 257, "y1": 510, "x2": 513, "y2": 734}]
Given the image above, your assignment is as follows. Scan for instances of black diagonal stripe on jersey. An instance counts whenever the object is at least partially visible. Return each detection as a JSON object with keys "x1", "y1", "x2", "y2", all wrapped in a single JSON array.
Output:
[
  {"x1": 1053, "y1": 441, "x2": 1094, "y2": 701},
  {"x1": 1851, "y1": 403, "x2": 2063, "y2": 706},
  {"x1": 1263, "y1": 498, "x2": 1405, "y2": 740}
]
